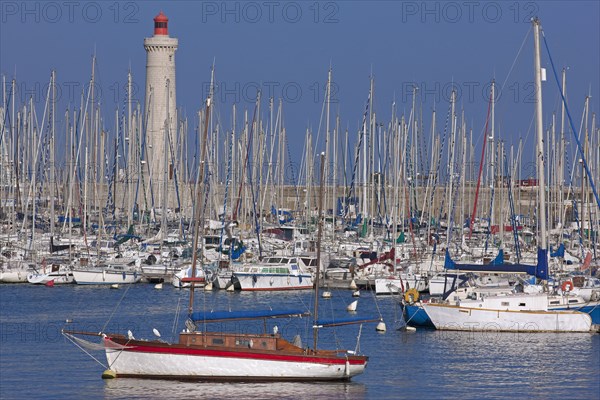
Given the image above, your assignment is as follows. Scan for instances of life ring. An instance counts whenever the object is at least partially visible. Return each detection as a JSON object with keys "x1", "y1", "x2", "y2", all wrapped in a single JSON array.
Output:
[
  {"x1": 561, "y1": 281, "x2": 574, "y2": 292},
  {"x1": 404, "y1": 288, "x2": 420, "y2": 303}
]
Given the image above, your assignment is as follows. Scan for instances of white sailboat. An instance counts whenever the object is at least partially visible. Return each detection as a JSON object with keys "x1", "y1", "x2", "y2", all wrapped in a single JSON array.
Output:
[
  {"x1": 0, "y1": 260, "x2": 32, "y2": 283},
  {"x1": 421, "y1": 19, "x2": 593, "y2": 334},
  {"x1": 232, "y1": 256, "x2": 313, "y2": 291},
  {"x1": 27, "y1": 262, "x2": 74, "y2": 285},
  {"x1": 422, "y1": 293, "x2": 591, "y2": 332},
  {"x1": 72, "y1": 264, "x2": 142, "y2": 285}
]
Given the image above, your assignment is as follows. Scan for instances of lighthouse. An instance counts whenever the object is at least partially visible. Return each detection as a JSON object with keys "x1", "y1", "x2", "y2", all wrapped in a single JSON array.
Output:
[{"x1": 144, "y1": 11, "x2": 178, "y2": 194}]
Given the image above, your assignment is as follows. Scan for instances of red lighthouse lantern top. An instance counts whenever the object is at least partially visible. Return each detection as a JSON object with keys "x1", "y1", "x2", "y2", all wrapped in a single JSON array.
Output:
[{"x1": 154, "y1": 11, "x2": 168, "y2": 35}]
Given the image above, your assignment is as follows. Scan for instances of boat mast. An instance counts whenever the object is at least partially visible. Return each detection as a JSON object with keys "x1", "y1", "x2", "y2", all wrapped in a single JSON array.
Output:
[
  {"x1": 50, "y1": 70, "x2": 56, "y2": 239},
  {"x1": 188, "y1": 69, "x2": 213, "y2": 315},
  {"x1": 445, "y1": 90, "x2": 457, "y2": 248},
  {"x1": 313, "y1": 152, "x2": 325, "y2": 350},
  {"x1": 490, "y1": 80, "x2": 495, "y2": 236},
  {"x1": 533, "y1": 17, "x2": 547, "y2": 251}
]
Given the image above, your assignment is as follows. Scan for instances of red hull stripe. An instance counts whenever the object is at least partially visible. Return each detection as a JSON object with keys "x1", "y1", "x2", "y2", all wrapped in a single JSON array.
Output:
[{"x1": 108, "y1": 339, "x2": 365, "y2": 365}]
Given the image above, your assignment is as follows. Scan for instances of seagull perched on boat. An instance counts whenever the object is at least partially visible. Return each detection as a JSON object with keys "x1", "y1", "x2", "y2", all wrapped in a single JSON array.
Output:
[
  {"x1": 273, "y1": 326, "x2": 278, "y2": 335},
  {"x1": 127, "y1": 330, "x2": 134, "y2": 340},
  {"x1": 152, "y1": 328, "x2": 161, "y2": 338}
]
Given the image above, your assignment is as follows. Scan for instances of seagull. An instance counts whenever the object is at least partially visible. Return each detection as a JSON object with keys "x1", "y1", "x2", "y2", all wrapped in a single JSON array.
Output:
[
  {"x1": 127, "y1": 330, "x2": 134, "y2": 340},
  {"x1": 152, "y1": 328, "x2": 161, "y2": 338},
  {"x1": 273, "y1": 326, "x2": 278, "y2": 335}
]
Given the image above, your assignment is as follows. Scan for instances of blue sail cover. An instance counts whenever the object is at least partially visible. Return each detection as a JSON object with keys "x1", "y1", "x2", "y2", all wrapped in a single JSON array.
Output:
[
  {"x1": 230, "y1": 244, "x2": 246, "y2": 260},
  {"x1": 271, "y1": 206, "x2": 294, "y2": 224},
  {"x1": 550, "y1": 243, "x2": 565, "y2": 258},
  {"x1": 444, "y1": 248, "x2": 549, "y2": 280},
  {"x1": 190, "y1": 309, "x2": 309, "y2": 323}
]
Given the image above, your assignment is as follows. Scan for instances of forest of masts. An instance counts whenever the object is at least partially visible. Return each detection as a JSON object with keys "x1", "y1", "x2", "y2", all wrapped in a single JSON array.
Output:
[{"x1": 1, "y1": 60, "x2": 599, "y2": 249}]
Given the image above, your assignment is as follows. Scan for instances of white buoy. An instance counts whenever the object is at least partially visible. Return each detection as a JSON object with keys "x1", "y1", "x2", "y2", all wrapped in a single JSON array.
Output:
[
  {"x1": 349, "y1": 279, "x2": 358, "y2": 290},
  {"x1": 322, "y1": 291, "x2": 332, "y2": 299},
  {"x1": 204, "y1": 281, "x2": 213, "y2": 291},
  {"x1": 376, "y1": 320, "x2": 387, "y2": 332},
  {"x1": 347, "y1": 300, "x2": 358, "y2": 312},
  {"x1": 154, "y1": 283, "x2": 163, "y2": 290},
  {"x1": 152, "y1": 328, "x2": 161, "y2": 338},
  {"x1": 400, "y1": 325, "x2": 417, "y2": 333},
  {"x1": 352, "y1": 290, "x2": 360, "y2": 297},
  {"x1": 110, "y1": 284, "x2": 119, "y2": 289}
]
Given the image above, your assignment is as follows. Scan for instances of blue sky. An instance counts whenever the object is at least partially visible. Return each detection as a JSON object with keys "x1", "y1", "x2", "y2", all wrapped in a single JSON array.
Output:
[{"x1": 1, "y1": 1, "x2": 598, "y2": 174}]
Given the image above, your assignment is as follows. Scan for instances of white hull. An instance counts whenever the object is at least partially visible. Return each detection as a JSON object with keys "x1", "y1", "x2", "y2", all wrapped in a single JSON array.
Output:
[
  {"x1": 428, "y1": 275, "x2": 462, "y2": 296},
  {"x1": 234, "y1": 273, "x2": 313, "y2": 291},
  {"x1": 73, "y1": 268, "x2": 141, "y2": 285},
  {"x1": 213, "y1": 271, "x2": 234, "y2": 290},
  {"x1": 141, "y1": 264, "x2": 181, "y2": 283},
  {"x1": 104, "y1": 338, "x2": 364, "y2": 380},
  {"x1": 0, "y1": 268, "x2": 30, "y2": 283},
  {"x1": 27, "y1": 271, "x2": 74, "y2": 285},
  {"x1": 171, "y1": 266, "x2": 206, "y2": 288},
  {"x1": 423, "y1": 303, "x2": 592, "y2": 332},
  {"x1": 374, "y1": 277, "x2": 402, "y2": 295}
]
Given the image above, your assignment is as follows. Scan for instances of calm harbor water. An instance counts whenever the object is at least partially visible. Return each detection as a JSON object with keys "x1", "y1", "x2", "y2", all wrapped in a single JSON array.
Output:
[{"x1": 1, "y1": 284, "x2": 599, "y2": 399}]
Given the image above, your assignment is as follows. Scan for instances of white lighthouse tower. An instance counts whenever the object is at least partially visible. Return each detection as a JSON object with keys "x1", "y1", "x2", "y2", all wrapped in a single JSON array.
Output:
[{"x1": 144, "y1": 11, "x2": 177, "y2": 197}]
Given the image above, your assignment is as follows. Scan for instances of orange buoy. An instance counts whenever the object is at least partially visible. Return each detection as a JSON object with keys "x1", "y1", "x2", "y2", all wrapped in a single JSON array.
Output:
[{"x1": 561, "y1": 281, "x2": 574, "y2": 292}]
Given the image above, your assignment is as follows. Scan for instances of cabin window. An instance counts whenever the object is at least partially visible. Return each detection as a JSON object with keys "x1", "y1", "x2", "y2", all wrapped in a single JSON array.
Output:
[
  {"x1": 212, "y1": 338, "x2": 224, "y2": 345},
  {"x1": 550, "y1": 301, "x2": 560, "y2": 305},
  {"x1": 501, "y1": 302, "x2": 510, "y2": 307},
  {"x1": 205, "y1": 237, "x2": 220, "y2": 245},
  {"x1": 235, "y1": 339, "x2": 251, "y2": 347},
  {"x1": 569, "y1": 299, "x2": 578, "y2": 303},
  {"x1": 518, "y1": 303, "x2": 526, "y2": 307}
]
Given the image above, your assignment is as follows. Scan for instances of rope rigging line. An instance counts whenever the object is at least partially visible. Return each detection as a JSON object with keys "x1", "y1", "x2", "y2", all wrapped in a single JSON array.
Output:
[
  {"x1": 542, "y1": 31, "x2": 600, "y2": 214},
  {"x1": 469, "y1": 88, "x2": 493, "y2": 239}
]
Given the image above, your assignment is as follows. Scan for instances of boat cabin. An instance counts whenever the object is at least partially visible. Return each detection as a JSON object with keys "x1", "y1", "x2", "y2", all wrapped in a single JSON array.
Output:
[{"x1": 179, "y1": 331, "x2": 280, "y2": 351}]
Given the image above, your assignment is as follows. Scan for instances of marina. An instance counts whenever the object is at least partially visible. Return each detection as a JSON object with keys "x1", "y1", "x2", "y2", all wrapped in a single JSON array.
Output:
[{"x1": 1, "y1": 2, "x2": 599, "y2": 398}]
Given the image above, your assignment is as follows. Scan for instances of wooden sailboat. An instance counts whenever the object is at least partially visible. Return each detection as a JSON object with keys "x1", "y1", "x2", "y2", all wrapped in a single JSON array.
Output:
[{"x1": 63, "y1": 101, "x2": 374, "y2": 381}]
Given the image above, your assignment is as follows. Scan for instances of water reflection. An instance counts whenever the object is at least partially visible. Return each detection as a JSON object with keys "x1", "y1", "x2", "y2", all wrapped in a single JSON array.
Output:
[{"x1": 104, "y1": 379, "x2": 366, "y2": 400}]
